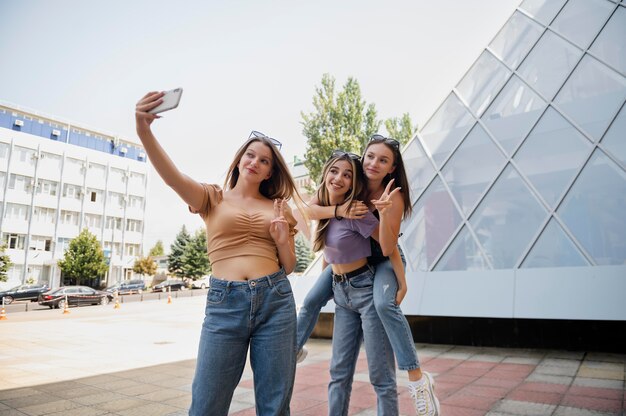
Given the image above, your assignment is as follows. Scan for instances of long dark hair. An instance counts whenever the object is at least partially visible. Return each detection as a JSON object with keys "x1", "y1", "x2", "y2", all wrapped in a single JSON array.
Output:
[
  {"x1": 312, "y1": 153, "x2": 367, "y2": 253},
  {"x1": 363, "y1": 139, "x2": 412, "y2": 218}
]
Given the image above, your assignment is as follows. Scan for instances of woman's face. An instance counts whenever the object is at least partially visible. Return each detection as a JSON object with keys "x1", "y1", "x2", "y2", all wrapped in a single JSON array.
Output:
[
  {"x1": 362, "y1": 143, "x2": 396, "y2": 182},
  {"x1": 325, "y1": 159, "x2": 353, "y2": 199},
  {"x1": 238, "y1": 141, "x2": 273, "y2": 182}
]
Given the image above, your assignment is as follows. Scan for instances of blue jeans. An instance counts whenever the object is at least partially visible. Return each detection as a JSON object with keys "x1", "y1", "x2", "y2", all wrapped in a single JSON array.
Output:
[
  {"x1": 296, "y1": 252, "x2": 420, "y2": 370},
  {"x1": 329, "y1": 266, "x2": 397, "y2": 415},
  {"x1": 189, "y1": 269, "x2": 296, "y2": 416}
]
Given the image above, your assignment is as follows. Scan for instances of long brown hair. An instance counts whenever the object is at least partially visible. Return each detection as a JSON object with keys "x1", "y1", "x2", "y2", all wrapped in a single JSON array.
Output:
[
  {"x1": 312, "y1": 153, "x2": 367, "y2": 252},
  {"x1": 363, "y1": 139, "x2": 412, "y2": 218},
  {"x1": 224, "y1": 137, "x2": 307, "y2": 217}
]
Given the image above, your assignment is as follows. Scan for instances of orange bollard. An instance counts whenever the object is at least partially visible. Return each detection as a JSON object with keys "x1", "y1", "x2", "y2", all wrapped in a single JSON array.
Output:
[
  {"x1": 167, "y1": 286, "x2": 172, "y2": 304},
  {"x1": 62, "y1": 294, "x2": 70, "y2": 315},
  {"x1": 113, "y1": 290, "x2": 121, "y2": 309},
  {"x1": 0, "y1": 298, "x2": 7, "y2": 320}
]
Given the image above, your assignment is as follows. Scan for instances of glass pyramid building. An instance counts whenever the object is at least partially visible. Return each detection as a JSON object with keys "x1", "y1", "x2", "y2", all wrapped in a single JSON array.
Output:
[{"x1": 398, "y1": 0, "x2": 625, "y2": 320}]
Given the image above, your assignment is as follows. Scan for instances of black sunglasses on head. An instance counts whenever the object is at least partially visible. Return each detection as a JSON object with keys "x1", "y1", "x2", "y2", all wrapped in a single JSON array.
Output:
[
  {"x1": 331, "y1": 149, "x2": 361, "y2": 161},
  {"x1": 369, "y1": 134, "x2": 400, "y2": 149},
  {"x1": 249, "y1": 130, "x2": 282, "y2": 150}
]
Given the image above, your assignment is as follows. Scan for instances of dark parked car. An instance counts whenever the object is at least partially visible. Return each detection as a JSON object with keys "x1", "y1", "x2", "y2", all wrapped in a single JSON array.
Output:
[
  {"x1": 152, "y1": 280, "x2": 186, "y2": 292},
  {"x1": 105, "y1": 279, "x2": 146, "y2": 295},
  {"x1": 0, "y1": 284, "x2": 49, "y2": 304},
  {"x1": 38, "y1": 286, "x2": 113, "y2": 309}
]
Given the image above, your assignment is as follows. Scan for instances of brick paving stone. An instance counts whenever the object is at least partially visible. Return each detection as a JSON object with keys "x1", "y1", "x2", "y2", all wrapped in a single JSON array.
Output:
[
  {"x1": 561, "y1": 394, "x2": 622, "y2": 413},
  {"x1": 505, "y1": 388, "x2": 564, "y2": 405},
  {"x1": 572, "y1": 376, "x2": 624, "y2": 389},
  {"x1": 440, "y1": 404, "x2": 488, "y2": 416},
  {"x1": 114, "y1": 402, "x2": 180, "y2": 416},
  {"x1": 526, "y1": 373, "x2": 574, "y2": 385},
  {"x1": 442, "y1": 391, "x2": 500, "y2": 411},
  {"x1": 492, "y1": 399, "x2": 556, "y2": 415},
  {"x1": 553, "y1": 406, "x2": 618, "y2": 416},
  {"x1": 17, "y1": 399, "x2": 81, "y2": 416},
  {"x1": 516, "y1": 381, "x2": 569, "y2": 394},
  {"x1": 567, "y1": 385, "x2": 623, "y2": 400}
]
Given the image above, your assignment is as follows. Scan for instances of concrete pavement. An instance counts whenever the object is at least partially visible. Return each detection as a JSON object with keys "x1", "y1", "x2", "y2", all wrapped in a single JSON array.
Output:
[{"x1": 0, "y1": 295, "x2": 624, "y2": 415}]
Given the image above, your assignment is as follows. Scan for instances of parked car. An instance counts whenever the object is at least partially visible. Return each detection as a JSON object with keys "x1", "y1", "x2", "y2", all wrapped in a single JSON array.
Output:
[
  {"x1": 0, "y1": 284, "x2": 49, "y2": 304},
  {"x1": 38, "y1": 286, "x2": 113, "y2": 309},
  {"x1": 104, "y1": 279, "x2": 146, "y2": 295},
  {"x1": 190, "y1": 276, "x2": 210, "y2": 289},
  {"x1": 152, "y1": 280, "x2": 186, "y2": 292}
]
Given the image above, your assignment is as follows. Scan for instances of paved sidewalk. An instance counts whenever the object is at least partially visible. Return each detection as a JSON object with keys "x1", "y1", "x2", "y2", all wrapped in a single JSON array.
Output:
[{"x1": 0, "y1": 297, "x2": 624, "y2": 415}]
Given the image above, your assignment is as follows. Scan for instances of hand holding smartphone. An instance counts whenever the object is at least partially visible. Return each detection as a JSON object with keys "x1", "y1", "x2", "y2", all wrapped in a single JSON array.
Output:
[{"x1": 149, "y1": 88, "x2": 183, "y2": 114}]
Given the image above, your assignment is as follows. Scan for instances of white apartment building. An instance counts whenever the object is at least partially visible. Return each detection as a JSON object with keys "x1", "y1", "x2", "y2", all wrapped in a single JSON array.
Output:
[{"x1": 0, "y1": 102, "x2": 149, "y2": 289}]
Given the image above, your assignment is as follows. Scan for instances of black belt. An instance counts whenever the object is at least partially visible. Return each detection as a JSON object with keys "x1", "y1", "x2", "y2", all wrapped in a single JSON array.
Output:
[{"x1": 332, "y1": 264, "x2": 371, "y2": 283}]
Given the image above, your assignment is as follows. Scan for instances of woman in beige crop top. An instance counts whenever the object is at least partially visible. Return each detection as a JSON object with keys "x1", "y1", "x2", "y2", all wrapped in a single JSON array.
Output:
[{"x1": 136, "y1": 91, "x2": 304, "y2": 416}]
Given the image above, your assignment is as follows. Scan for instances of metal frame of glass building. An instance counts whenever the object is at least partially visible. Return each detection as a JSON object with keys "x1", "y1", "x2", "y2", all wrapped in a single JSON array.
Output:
[{"x1": 293, "y1": 0, "x2": 626, "y2": 325}]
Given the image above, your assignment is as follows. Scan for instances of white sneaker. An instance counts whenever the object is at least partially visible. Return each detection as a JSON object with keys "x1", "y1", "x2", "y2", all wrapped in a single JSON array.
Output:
[
  {"x1": 296, "y1": 346, "x2": 308, "y2": 364},
  {"x1": 408, "y1": 371, "x2": 440, "y2": 416}
]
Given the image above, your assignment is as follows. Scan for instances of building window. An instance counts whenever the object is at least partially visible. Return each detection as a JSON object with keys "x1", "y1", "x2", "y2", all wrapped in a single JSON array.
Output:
[
  {"x1": 0, "y1": 142, "x2": 9, "y2": 159},
  {"x1": 63, "y1": 183, "x2": 82, "y2": 200},
  {"x1": 4, "y1": 203, "x2": 30, "y2": 221},
  {"x1": 36, "y1": 179, "x2": 59, "y2": 196},
  {"x1": 4, "y1": 233, "x2": 26, "y2": 250},
  {"x1": 29, "y1": 235, "x2": 53, "y2": 251},
  {"x1": 60, "y1": 210, "x2": 79, "y2": 226}
]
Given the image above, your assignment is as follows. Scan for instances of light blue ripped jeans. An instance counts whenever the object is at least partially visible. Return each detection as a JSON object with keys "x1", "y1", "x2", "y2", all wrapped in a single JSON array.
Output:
[{"x1": 296, "y1": 254, "x2": 420, "y2": 371}]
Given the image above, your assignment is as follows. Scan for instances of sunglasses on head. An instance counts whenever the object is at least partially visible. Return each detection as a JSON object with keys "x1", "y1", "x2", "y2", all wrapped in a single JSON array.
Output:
[
  {"x1": 331, "y1": 149, "x2": 361, "y2": 161},
  {"x1": 369, "y1": 134, "x2": 400, "y2": 149},
  {"x1": 249, "y1": 130, "x2": 282, "y2": 150}
]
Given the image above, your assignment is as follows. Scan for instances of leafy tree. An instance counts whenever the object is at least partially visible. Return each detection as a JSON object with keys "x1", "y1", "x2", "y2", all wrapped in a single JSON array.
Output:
[
  {"x1": 0, "y1": 243, "x2": 12, "y2": 283},
  {"x1": 182, "y1": 229, "x2": 211, "y2": 280},
  {"x1": 294, "y1": 235, "x2": 314, "y2": 273},
  {"x1": 384, "y1": 113, "x2": 418, "y2": 148},
  {"x1": 148, "y1": 240, "x2": 165, "y2": 257},
  {"x1": 302, "y1": 74, "x2": 380, "y2": 184},
  {"x1": 133, "y1": 256, "x2": 157, "y2": 277},
  {"x1": 168, "y1": 225, "x2": 191, "y2": 279},
  {"x1": 57, "y1": 229, "x2": 108, "y2": 286}
]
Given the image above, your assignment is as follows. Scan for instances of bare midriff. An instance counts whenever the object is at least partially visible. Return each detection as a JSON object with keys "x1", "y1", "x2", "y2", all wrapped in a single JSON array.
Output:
[
  {"x1": 211, "y1": 256, "x2": 282, "y2": 281},
  {"x1": 331, "y1": 258, "x2": 368, "y2": 275}
]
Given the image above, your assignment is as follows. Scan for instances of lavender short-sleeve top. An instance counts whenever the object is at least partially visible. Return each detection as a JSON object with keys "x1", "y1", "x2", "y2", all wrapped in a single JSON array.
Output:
[{"x1": 323, "y1": 211, "x2": 378, "y2": 264}]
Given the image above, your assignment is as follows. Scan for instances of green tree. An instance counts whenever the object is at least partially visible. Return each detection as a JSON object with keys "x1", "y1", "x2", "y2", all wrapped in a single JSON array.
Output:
[
  {"x1": 294, "y1": 235, "x2": 314, "y2": 273},
  {"x1": 384, "y1": 113, "x2": 418, "y2": 148},
  {"x1": 148, "y1": 240, "x2": 165, "y2": 257},
  {"x1": 182, "y1": 229, "x2": 211, "y2": 280},
  {"x1": 57, "y1": 229, "x2": 108, "y2": 286},
  {"x1": 133, "y1": 256, "x2": 157, "y2": 277},
  {"x1": 0, "y1": 243, "x2": 12, "y2": 283},
  {"x1": 302, "y1": 74, "x2": 380, "y2": 184},
  {"x1": 168, "y1": 226, "x2": 191, "y2": 279}
]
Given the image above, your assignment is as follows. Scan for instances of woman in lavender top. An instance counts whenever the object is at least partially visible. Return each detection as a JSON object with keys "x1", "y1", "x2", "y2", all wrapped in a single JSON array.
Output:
[{"x1": 311, "y1": 150, "x2": 406, "y2": 415}]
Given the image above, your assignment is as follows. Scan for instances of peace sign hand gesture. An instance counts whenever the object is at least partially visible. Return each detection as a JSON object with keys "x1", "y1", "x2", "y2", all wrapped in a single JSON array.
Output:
[
  {"x1": 371, "y1": 179, "x2": 401, "y2": 216},
  {"x1": 270, "y1": 199, "x2": 290, "y2": 247}
]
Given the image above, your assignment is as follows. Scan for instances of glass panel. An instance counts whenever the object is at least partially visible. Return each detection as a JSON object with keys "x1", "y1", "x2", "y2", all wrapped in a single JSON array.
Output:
[
  {"x1": 554, "y1": 55, "x2": 626, "y2": 140},
  {"x1": 457, "y1": 51, "x2": 512, "y2": 117},
  {"x1": 600, "y1": 105, "x2": 626, "y2": 167},
  {"x1": 435, "y1": 226, "x2": 491, "y2": 271},
  {"x1": 489, "y1": 11, "x2": 544, "y2": 69},
  {"x1": 522, "y1": 218, "x2": 589, "y2": 268},
  {"x1": 551, "y1": 0, "x2": 614, "y2": 50},
  {"x1": 514, "y1": 107, "x2": 593, "y2": 208},
  {"x1": 403, "y1": 137, "x2": 436, "y2": 204},
  {"x1": 518, "y1": 30, "x2": 583, "y2": 100},
  {"x1": 520, "y1": 0, "x2": 567, "y2": 25},
  {"x1": 558, "y1": 149, "x2": 626, "y2": 265},
  {"x1": 419, "y1": 93, "x2": 475, "y2": 169},
  {"x1": 481, "y1": 76, "x2": 547, "y2": 156},
  {"x1": 590, "y1": 6, "x2": 626, "y2": 75},
  {"x1": 469, "y1": 164, "x2": 548, "y2": 269},
  {"x1": 401, "y1": 176, "x2": 463, "y2": 272},
  {"x1": 442, "y1": 124, "x2": 507, "y2": 216}
]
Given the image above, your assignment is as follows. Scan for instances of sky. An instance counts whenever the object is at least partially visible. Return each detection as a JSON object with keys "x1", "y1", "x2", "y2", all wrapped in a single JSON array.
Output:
[{"x1": 0, "y1": 0, "x2": 520, "y2": 252}]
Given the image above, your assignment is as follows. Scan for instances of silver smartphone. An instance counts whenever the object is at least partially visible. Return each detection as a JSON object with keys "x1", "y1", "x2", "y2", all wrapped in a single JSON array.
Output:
[{"x1": 149, "y1": 88, "x2": 183, "y2": 114}]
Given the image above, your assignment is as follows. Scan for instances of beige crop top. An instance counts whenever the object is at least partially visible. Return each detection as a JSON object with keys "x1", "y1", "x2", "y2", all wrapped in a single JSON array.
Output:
[{"x1": 189, "y1": 183, "x2": 298, "y2": 266}]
